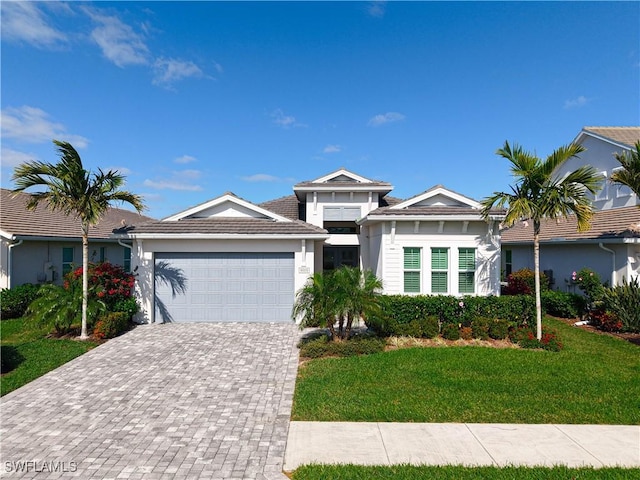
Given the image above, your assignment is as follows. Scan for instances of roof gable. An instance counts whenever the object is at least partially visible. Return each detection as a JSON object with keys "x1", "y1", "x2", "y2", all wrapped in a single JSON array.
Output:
[
  {"x1": 311, "y1": 168, "x2": 375, "y2": 184},
  {"x1": 391, "y1": 185, "x2": 481, "y2": 210},
  {"x1": 163, "y1": 192, "x2": 291, "y2": 222}
]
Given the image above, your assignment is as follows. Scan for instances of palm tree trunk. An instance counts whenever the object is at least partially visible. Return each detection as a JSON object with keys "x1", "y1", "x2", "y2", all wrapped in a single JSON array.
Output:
[
  {"x1": 533, "y1": 222, "x2": 542, "y2": 341},
  {"x1": 80, "y1": 225, "x2": 89, "y2": 340}
]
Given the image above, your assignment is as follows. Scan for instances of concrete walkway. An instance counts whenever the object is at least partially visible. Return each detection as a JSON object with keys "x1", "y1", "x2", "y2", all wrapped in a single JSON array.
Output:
[
  {"x1": 284, "y1": 421, "x2": 640, "y2": 470},
  {"x1": 1, "y1": 323, "x2": 300, "y2": 480}
]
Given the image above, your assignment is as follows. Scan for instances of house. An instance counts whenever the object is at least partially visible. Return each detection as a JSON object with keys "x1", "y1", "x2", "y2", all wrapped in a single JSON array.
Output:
[
  {"x1": 0, "y1": 188, "x2": 153, "y2": 289},
  {"x1": 117, "y1": 168, "x2": 505, "y2": 324},
  {"x1": 501, "y1": 127, "x2": 640, "y2": 289}
]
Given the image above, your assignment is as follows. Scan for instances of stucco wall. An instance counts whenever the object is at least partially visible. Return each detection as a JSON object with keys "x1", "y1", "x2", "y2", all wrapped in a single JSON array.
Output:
[{"x1": 504, "y1": 242, "x2": 638, "y2": 290}]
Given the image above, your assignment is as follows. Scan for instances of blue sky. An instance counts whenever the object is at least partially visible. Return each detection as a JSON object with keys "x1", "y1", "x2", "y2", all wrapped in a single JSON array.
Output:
[{"x1": 2, "y1": 1, "x2": 638, "y2": 219}]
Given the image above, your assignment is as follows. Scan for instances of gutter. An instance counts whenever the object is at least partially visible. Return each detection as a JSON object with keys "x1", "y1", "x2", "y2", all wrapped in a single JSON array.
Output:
[
  {"x1": 115, "y1": 233, "x2": 330, "y2": 241},
  {"x1": 598, "y1": 243, "x2": 616, "y2": 287},
  {"x1": 357, "y1": 214, "x2": 504, "y2": 225}
]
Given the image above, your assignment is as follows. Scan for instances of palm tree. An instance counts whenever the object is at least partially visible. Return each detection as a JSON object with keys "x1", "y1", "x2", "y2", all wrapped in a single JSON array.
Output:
[
  {"x1": 12, "y1": 140, "x2": 145, "y2": 339},
  {"x1": 292, "y1": 271, "x2": 340, "y2": 339},
  {"x1": 611, "y1": 141, "x2": 640, "y2": 200},
  {"x1": 481, "y1": 141, "x2": 601, "y2": 340}
]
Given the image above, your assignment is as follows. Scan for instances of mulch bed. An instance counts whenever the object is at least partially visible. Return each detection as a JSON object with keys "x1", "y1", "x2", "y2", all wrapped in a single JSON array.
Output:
[{"x1": 552, "y1": 316, "x2": 640, "y2": 346}]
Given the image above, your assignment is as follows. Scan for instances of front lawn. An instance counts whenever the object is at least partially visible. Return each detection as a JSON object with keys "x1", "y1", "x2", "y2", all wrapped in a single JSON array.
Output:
[
  {"x1": 1, "y1": 318, "x2": 98, "y2": 396},
  {"x1": 292, "y1": 317, "x2": 640, "y2": 424},
  {"x1": 291, "y1": 465, "x2": 635, "y2": 480}
]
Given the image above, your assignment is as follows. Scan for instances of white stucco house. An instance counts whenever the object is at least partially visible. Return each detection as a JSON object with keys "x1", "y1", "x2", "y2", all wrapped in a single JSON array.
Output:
[
  {"x1": 0, "y1": 188, "x2": 152, "y2": 289},
  {"x1": 501, "y1": 127, "x2": 640, "y2": 289},
  {"x1": 116, "y1": 168, "x2": 505, "y2": 324}
]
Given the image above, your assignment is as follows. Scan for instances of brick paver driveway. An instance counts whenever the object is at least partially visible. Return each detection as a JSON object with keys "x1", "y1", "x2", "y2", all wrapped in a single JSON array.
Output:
[{"x1": 0, "y1": 323, "x2": 300, "y2": 479}]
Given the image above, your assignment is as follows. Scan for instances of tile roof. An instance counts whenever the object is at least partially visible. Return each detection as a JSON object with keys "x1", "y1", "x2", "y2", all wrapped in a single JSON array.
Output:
[
  {"x1": 1, "y1": 188, "x2": 153, "y2": 240},
  {"x1": 293, "y1": 180, "x2": 392, "y2": 189},
  {"x1": 125, "y1": 217, "x2": 327, "y2": 236},
  {"x1": 259, "y1": 195, "x2": 301, "y2": 220},
  {"x1": 582, "y1": 127, "x2": 640, "y2": 148},
  {"x1": 501, "y1": 206, "x2": 640, "y2": 244}
]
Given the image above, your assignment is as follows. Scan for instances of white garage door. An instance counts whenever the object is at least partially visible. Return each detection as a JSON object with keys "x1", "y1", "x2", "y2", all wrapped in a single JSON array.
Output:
[{"x1": 155, "y1": 252, "x2": 295, "y2": 323}]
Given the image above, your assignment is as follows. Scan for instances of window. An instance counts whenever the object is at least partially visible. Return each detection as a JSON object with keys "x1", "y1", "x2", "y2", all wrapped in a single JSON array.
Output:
[
  {"x1": 458, "y1": 248, "x2": 476, "y2": 294},
  {"x1": 324, "y1": 221, "x2": 360, "y2": 234},
  {"x1": 323, "y1": 206, "x2": 362, "y2": 221},
  {"x1": 612, "y1": 167, "x2": 633, "y2": 198},
  {"x1": 403, "y1": 247, "x2": 421, "y2": 293},
  {"x1": 99, "y1": 247, "x2": 106, "y2": 262},
  {"x1": 62, "y1": 247, "x2": 74, "y2": 275},
  {"x1": 504, "y1": 249, "x2": 513, "y2": 277},
  {"x1": 431, "y1": 247, "x2": 448, "y2": 293},
  {"x1": 123, "y1": 247, "x2": 131, "y2": 273}
]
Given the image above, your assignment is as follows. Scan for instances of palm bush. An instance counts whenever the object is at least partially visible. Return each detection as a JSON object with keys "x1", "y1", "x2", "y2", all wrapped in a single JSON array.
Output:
[{"x1": 602, "y1": 277, "x2": 640, "y2": 333}]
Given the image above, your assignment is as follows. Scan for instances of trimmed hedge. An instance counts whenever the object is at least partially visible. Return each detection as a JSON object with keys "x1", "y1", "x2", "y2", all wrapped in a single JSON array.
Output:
[
  {"x1": 541, "y1": 290, "x2": 586, "y2": 319},
  {"x1": 1, "y1": 284, "x2": 41, "y2": 319},
  {"x1": 366, "y1": 294, "x2": 535, "y2": 337},
  {"x1": 93, "y1": 312, "x2": 130, "y2": 339}
]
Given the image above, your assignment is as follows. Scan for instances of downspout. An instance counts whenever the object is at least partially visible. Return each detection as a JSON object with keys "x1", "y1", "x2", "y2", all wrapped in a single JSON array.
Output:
[
  {"x1": 598, "y1": 243, "x2": 616, "y2": 287},
  {"x1": 8, "y1": 238, "x2": 24, "y2": 289}
]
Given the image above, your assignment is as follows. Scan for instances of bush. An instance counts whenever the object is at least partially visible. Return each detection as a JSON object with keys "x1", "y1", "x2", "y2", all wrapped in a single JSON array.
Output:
[
  {"x1": 366, "y1": 294, "x2": 535, "y2": 336},
  {"x1": 602, "y1": 278, "x2": 640, "y2": 333},
  {"x1": 589, "y1": 307, "x2": 623, "y2": 332},
  {"x1": 67, "y1": 262, "x2": 136, "y2": 311},
  {"x1": 397, "y1": 319, "x2": 424, "y2": 338},
  {"x1": 471, "y1": 317, "x2": 490, "y2": 340},
  {"x1": 419, "y1": 316, "x2": 440, "y2": 339},
  {"x1": 112, "y1": 297, "x2": 139, "y2": 319},
  {"x1": 488, "y1": 319, "x2": 510, "y2": 340},
  {"x1": 541, "y1": 290, "x2": 586, "y2": 319},
  {"x1": 513, "y1": 326, "x2": 564, "y2": 352},
  {"x1": 0, "y1": 284, "x2": 41, "y2": 319},
  {"x1": 298, "y1": 335, "x2": 386, "y2": 358},
  {"x1": 572, "y1": 268, "x2": 605, "y2": 304},
  {"x1": 441, "y1": 323, "x2": 460, "y2": 340},
  {"x1": 503, "y1": 268, "x2": 549, "y2": 295},
  {"x1": 93, "y1": 312, "x2": 130, "y2": 339},
  {"x1": 460, "y1": 326, "x2": 473, "y2": 340}
]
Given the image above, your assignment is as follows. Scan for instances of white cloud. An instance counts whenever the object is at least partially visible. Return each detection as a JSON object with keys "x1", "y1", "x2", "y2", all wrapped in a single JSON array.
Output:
[
  {"x1": 368, "y1": 1, "x2": 387, "y2": 18},
  {"x1": 143, "y1": 169, "x2": 203, "y2": 191},
  {"x1": 1, "y1": 106, "x2": 89, "y2": 147},
  {"x1": 563, "y1": 95, "x2": 590, "y2": 109},
  {"x1": 367, "y1": 111, "x2": 406, "y2": 127},
  {"x1": 174, "y1": 155, "x2": 197, "y2": 164},
  {"x1": 271, "y1": 109, "x2": 306, "y2": 128},
  {"x1": 84, "y1": 7, "x2": 150, "y2": 68},
  {"x1": 0, "y1": 148, "x2": 37, "y2": 168},
  {"x1": 241, "y1": 174, "x2": 295, "y2": 183},
  {"x1": 323, "y1": 144, "x2": 342, "y2": 154},
  {"x1": 1, "y1": 2, "x2": 68, "y2": 49},
  {"x1": 153, "y1": 57, "x2": 205, "y2": 88}
]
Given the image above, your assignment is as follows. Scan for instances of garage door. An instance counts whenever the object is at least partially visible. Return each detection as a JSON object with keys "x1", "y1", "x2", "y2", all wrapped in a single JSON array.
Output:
[{"x1": 155, "y1": 252, "x2": 295, "y2": 323}]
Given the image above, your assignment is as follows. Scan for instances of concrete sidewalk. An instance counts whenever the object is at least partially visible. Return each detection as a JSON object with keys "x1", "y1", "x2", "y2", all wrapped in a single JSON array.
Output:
[{"x1": 284, "y1": 422, "x2": 640, "y2": 471}]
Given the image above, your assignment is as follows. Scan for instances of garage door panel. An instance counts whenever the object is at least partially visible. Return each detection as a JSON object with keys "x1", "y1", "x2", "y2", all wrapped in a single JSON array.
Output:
[{"x1": 155, "y1": 252, "x2": 294, "y2": 323}]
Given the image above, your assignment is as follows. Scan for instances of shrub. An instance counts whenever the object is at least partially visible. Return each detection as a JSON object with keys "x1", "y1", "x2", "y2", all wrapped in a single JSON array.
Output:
[
  {"x1": 572, "y1": 268, "x2": 605, "y2": 304},
  {"x1": 397, "y1": 319, "x2": 424, "y2": 338},
  {"x1": 441, "y1": 323, "x2": 460, "y2": 340},
  {"x1": 460, "y1": 326, "x2": 473, "y2": 340},
  {"x1": 112, "y1": 297, "x2": 139, "y2": 319},
  {"x1": 602, "y1": 277, "x2": 640, "y2": 333},
  {"x1": 298, "y1": 335, "x2": 386, "y2": 358},
  {"x1": 541, "y1": 290, "x2": 586, "y2": 319},
  {"x1": 67, "y1": 262, "x2": 136, "y2": 311},
  {"x1": 589, "y1": 307, "x2": 623, "y2": 332},
  {"x1": 471, "y1": 317, "x2": 491, "y2": 340},
  {"x1": 366, "y1": 295, "x2": 535, "y2": 336},
  {"x1": 0, "y1": 284, "x2": 41, "y2": 319},
  {"x1": 93, "y1": 312, "x2": 130, "y2": 339},
  {"x1": 503, "y1": 268, "x2": 549, "y2": 295},
  {"x1": 419, "y1": 316, "x2": 440, "y2": 339},
  {"x1": 25, "y1": 284, "x2": 105, "y2": 335},
  {"x1": 488, "y1": 319, "x2": 510, "y2": 340},
  {"x1": 513, "y1": 326, "x2": 563, "y2": 352}
]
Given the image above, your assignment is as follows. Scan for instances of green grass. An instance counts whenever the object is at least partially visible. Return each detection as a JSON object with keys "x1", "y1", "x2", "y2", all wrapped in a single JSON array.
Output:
[
  {"x1": 291, "y1": 465, "x2": 638, "y2": 480},
  {"x1": 1, "y1": 318, "x2": 98, "y2": 396},
  {"x1": 292, "y1": 318, "x2": 640, "y2": 424}
]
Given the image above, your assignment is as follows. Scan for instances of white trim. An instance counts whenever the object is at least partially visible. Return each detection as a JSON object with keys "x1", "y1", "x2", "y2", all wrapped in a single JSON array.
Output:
[
  {"x1": 312, "y1": 168, "x2": 374, "y2": 184},
  {"x1": 163, "y1": 193, "x2": 292, "y2": 223},
  {"x1": 121, "y1": 233, "x2": 330, "y2": 241},
  {"x1": 574, "y1": 129, "x2": 636, "y2": 151},
  {"x1": 359, "y1": 213, "x2": 504, "y2": 224}
]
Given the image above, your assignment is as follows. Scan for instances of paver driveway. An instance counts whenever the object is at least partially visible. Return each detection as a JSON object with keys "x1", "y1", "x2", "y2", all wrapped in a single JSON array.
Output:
[{"x1": 0, "y1": 323, "x2": 300, "y2": 479}]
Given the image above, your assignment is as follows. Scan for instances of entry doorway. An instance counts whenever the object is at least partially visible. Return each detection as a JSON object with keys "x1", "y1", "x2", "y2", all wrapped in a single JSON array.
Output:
[{"x1": 323, "y1": 246, "x2": 359, "y2": 271}]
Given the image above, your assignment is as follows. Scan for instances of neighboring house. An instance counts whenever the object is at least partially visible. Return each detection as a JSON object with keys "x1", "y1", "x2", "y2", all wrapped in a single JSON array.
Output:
[
  {"x1": 501, "y1": 127, "x2": 640, "y2": 289},
  {"x1": 0, "y1": 188, "x2": 153, "y2": 289},
  {"x1": 117, "y1": 168, "x2": 505, "y2": 324}
]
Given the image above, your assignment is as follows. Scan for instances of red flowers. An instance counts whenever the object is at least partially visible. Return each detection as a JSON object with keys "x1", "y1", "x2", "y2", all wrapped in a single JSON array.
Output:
[{"x1": 66, "y1": 262, "x2": 135, "y2": 307}]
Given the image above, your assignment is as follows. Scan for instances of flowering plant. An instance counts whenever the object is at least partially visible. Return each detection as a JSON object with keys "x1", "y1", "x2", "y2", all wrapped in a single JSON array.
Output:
[{"x1": 66, "y1": 262, "x2": 136, "y2": 311}]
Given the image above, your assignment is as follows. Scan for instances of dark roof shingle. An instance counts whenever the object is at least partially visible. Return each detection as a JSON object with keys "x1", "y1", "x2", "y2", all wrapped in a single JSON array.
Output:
[
  {"x1": 259, "y1": 195, "x2": 300, "y2": 220},
  {"x1": 1, "y1": 189, "x2": 153, "y2": 239},
  {"x1": 501, "y1": 206, "x2": 640, "y2": 243}
]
